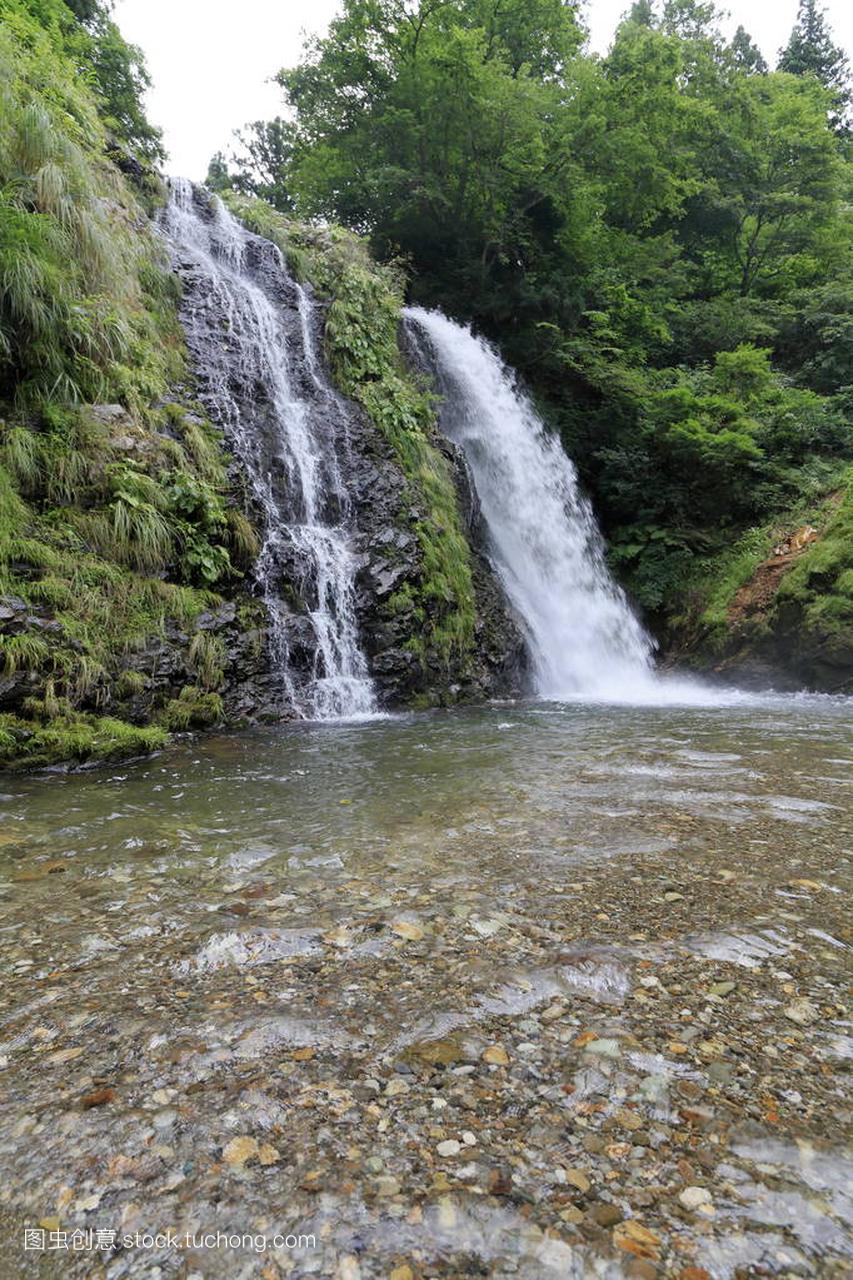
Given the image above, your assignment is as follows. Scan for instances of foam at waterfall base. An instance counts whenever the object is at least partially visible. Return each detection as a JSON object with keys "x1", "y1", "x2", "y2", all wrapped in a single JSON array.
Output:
[
  {"x1": 533, "y1": 676, "x2": 850, "y2": 710},
  {"x1": 311, "y1": 676, "x2": 391, "y2": 722}
]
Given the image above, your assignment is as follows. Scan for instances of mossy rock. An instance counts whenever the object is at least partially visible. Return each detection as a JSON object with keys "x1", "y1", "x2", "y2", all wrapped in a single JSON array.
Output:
[{"x1": 0, "y1": 712, "x2": 167, "y2": 771}]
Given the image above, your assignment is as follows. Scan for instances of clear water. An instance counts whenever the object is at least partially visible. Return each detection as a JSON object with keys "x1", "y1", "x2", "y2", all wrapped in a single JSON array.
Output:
[
  {"x1": 163, "y1": 181, "x2": 377, "y2": 721},
  {"x1": 0, "y1": 697, "x2": 850, "y2": 1276}
]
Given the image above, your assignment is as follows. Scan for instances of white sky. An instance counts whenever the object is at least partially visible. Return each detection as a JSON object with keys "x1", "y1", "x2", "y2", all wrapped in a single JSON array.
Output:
[{"x1": 115, "y1": 0, "x2": 853, "y2": 179}]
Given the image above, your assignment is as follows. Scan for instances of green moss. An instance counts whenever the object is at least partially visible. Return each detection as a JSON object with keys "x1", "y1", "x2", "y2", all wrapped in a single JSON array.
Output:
[
  {"x1": 158, "y1": 685, "x2": 224, "y2": 730},
  {"x1": 0, "y1": 631, "x2": 51, "y2": 675},
  {"x1": 0, "y1": 710, "x2": 167, "y2": 770},
  {"x1": 227, "y1": 508, "x2": 260, "y2": 568},
  {"x1": 696, "y1": 525, "x2": 777, "y2": 643},
  {"x1": 114, "y1": 668, "x2": 146, "y2": 698},
  {"x1": 0, "y1": 10, "x2": 183, "y2": 411},
  {"x1": 0, "y1": 347, "x2": 249, "y2": 773},
  {"x1": 407, "y1": 691, "x2": 436, "y2": 711},
  {"x1": 685, "y1": 467, "x2": 849, "y2": 643},
  {"x1": 224, "y1": 192, "x2": 477, "y2": 675},
  {"x1": 0, "y1": 5, "x2": 264, "y2": 770},
  {"x1": 1, "y1": 497, "x2": 220, "y2": 688},
  {"x1": 0, "y1": 460, "x2": 28, "y2": 539}
]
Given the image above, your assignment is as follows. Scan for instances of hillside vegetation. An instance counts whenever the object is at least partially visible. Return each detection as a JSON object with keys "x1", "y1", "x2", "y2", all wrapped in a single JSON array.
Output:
[
  {"x1": 0, "y1": 0, "x2": 494, "y2": 769},
  {"x1": 0, "y1": 0, "x2": 257, "y2": 767}
]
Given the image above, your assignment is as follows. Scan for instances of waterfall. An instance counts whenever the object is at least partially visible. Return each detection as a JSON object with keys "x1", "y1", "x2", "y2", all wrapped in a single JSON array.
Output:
[
  {"x1": 406, "y1": 307, "x2": 659, "y2": 701},
  {"x1": 162, "y1": 180, "x2": 377, "y2": 720}
]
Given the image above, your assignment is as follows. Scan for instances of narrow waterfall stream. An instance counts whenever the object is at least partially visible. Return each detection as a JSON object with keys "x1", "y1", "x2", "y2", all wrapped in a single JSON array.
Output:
[
  {"x1": 162, "y1": 180, "x2": 377, "y2": 720},
  {"x1": 406, "y1": 307, "x2": 661, "y2": 701}
]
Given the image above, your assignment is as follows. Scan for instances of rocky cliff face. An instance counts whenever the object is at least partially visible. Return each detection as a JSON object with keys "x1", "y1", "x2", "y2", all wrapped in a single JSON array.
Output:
[
  {"x1": 169, "y1": 188, "x2": 527, "y2": 718},
  {"x1": 350, "y1": 422, "x2": 528, "y2": 705}
]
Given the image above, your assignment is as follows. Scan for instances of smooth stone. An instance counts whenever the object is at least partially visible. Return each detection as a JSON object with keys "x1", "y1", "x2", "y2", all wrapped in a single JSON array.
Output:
[
  {"x1": 583, "y1": 1039, "x2": 621, "y2": 1058},
  {"x1": 679, "y1": 1185, "x2": 712, "y2": 1210}
]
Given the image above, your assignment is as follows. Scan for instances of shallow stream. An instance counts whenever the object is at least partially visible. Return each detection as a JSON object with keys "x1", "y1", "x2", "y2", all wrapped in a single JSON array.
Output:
[{"x1": 1, "y1": 695, "x2": 850, "y2": 1277}]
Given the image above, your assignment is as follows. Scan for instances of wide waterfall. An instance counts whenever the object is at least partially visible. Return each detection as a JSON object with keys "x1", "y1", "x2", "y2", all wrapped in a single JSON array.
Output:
[
  {"x1": 162, "y1": 181, "x2": 377, "y2": 720},
  {"x1": 406, "y1": 307, "x2": 660, "y2": 701}
]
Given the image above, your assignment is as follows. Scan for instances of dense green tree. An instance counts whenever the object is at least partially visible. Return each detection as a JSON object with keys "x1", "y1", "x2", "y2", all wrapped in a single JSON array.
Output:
[
  {"x1": 223, "y1": 119, "x2": 294, "y2": 212},
  {"x1": 18, "y1": 0, "x2": 165, "y2": 162},
  {"x1": 685, "y1": 72, "x2": 841, "y2": 297},
  {"x1": 778, "y1": 0, "x2": 851, "y2": 131},
  {"x1": 65, "y1": 0, "x2": 102, "y2": 20},
  {"x1": 730, "y1": 25, "x2": 767, "y2": 75},
  {"x1": 205, "y1": 151, "x2": 231, "y2": 192},
  {"x1": 84, "y1": 8, "x2": 164, "y2": 162},
  {"x1": 278, "y1": 0, "x2": 583, "y2": 290},
  {"x1": 660, "y1": 0, "x2": 719, "y2": 40},
  {"x1": 628, "y1": 1, "x2": 655, "y2": 24}
]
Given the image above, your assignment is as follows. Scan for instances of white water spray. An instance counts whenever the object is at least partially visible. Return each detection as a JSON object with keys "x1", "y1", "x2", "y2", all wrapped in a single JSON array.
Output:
[
  {"x1": 163, "y1": 181, "x2": 377, "y2": 720},
  {"x1": 406, "y1": 307, "x2": 667, "y2": 702}
]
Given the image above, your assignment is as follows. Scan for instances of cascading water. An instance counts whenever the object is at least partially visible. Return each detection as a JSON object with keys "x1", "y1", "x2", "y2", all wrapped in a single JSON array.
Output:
[
  {"x1": 162, "y1": 180, "x2": 377, "y2": 720},
  {"x1": 406, "y1": 307, "x2": 661, "y2": 702}
]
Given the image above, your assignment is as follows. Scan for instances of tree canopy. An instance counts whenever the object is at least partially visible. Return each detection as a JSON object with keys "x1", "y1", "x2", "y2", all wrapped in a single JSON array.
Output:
[
  {"x1": 778, "y1": 0, "x2": 851, "y2": 132},
  {"x1": 212, "y1": 0, "x2": 852, "y2": 624}
]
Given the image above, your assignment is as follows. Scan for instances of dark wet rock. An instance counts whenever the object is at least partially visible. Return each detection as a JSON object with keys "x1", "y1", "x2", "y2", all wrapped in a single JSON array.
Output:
[
  {"x1": 345, "y1": 424, "x2": 528, "y2": 705},
  {"x1": 0, "y1": 597, "x2": 26, "y2": 626},
  {"x1": 0, "y1": 595, "x2": 29, "y2": 630},
  {"x1": 106, "y1": 141, "x2": 147, "y2": 187},
  {"x1": 0, "y1": 599, "x2": 82, "y2": 711},
  {"x1": 195, "y1": 602, "x2": 237, "y2": 631}
]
